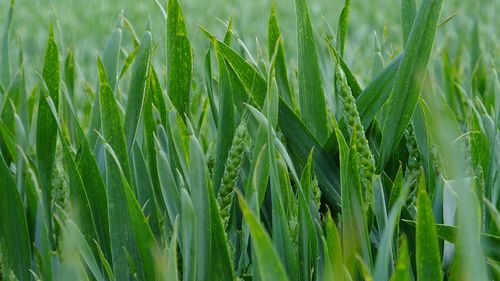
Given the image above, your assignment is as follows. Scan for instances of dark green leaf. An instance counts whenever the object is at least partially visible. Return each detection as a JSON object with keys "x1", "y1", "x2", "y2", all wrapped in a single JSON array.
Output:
[
  {"x1": 124, "y1": 31, "x2": 152, "y2": 152},
  {"x1": 237, "y1": 191, "x2": 290, "y2": 281},
  {"x1": 379, "y1": 0, "x2": 444, "y2": 168},
  {"x1": 0, "y1": 152, "x2": 31, "y2": 281},
  {"x1": 167, "y1": 0, "x2": 193, "y2": 116},
  {"x1": 416, "y1": 177, "x2": 442, "y2": 281},
  {"x1": 294, "y1": 0, "x2": 328, "y2": 142}
]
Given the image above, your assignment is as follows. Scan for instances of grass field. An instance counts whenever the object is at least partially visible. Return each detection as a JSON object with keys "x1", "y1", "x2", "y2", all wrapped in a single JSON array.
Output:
[
  {"x1": 2, "y1": 0, "x2": 498, "y2": 82},
  {"x1": 0, "y1": 0, "x2": 499, "y2": 280}
]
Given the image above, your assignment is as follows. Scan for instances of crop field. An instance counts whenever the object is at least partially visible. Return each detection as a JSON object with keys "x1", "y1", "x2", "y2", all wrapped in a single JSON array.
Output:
[{"x1": 0, "y1": 0, "x2": 499, "y2": 280}]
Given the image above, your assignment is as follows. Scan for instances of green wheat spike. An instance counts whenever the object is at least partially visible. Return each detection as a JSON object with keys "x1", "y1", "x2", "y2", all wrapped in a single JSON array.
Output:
[
  {"x1": 217, "y1": 121, "x2": 248, "y2": 229},
  {"x1": 335, "y1": 61, "x2": 375, "y2": 206}
]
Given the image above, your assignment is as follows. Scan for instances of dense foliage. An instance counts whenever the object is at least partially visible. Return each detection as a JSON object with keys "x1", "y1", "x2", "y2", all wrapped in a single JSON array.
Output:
[{"x1": 0, "y1": 0, "x2": 499, "y2": 280}]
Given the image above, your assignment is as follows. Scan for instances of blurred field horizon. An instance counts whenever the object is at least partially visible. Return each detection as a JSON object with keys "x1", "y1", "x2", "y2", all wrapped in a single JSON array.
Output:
[{"x1": 1, "y1": 0, "x2": 498, "y2": 86}]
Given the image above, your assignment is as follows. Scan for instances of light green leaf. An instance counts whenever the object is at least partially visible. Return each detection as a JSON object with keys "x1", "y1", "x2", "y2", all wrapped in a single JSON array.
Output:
[
  {"x1": 131, "y1": 143, "x2": 161, "y2": 237},
  {"x1": 323, "y1": 210, "x2": 344, "y2": 281},
  {"x1": 237, "y1": 191, "x2": 290, "y2": 281},
  {"x1": 61, "y1": 139, "x2": 99, "y2": 256},
  {"x1": 87, "y1": 23, "x2": 123, "y2": 147},
  {"x1": 207, "y1": 165, "x2": 235, "y2": 281},
  {"x1": 180, "y1": 188, "x2": 197, "y2": 281},
  {"x1": 268, "y1": 3, "x2": 293, "y2": 107},
  {"x1": 100, "y1": 75, "x2": 137, "y2": 280},
  {"x1": 379, "y1": 0, "x2": 444, "y2": 168},
  {"x1": 373, "y1": 174, "x2": 410, "y2": 281},
  {"x1": 416, "y1": 177, "x2": 442, "y2": 281},
  {"x1": 99, "y1": 59, "x2": 133, "y2": 184},
  {"x1": 389, "y1": 237, "x2": 410, "y2": 281},
  {"x1": 294, "y1": 0, "x2": 328, "y2": 142},
  {"x1": 102, "y1": 19, "x2": 123, "y2": 91},
  {"x1": 356, "y1": 55, "x2": 402, "y2": 128},
  {"x1": 187, "y1": 136, "x2": 211, "y2": 280},
  {"x1": 156, "y1": 143, "x2": 181, "y2": 227},
  {"x1": 278, "y1": 100, "x2": 341, "y2": 207},
  {"x1": 57, "y1": 209, "x2": 106, "y2": 281},
  {"x1": 122, "y1": 167, "x2": 159, "y2": 281},
  {"x1": 337, "y1": 127, "x2": 372, "y2": 275},
  {"x1": 0, "y1": 0, "x2": 15, "y2": 86},
  {"x1": 167, "y1": 0, "x2": 193, "y2": 116},
  {"x1": 337, "y1": 0, "x2": 350, "y2": 57},
  {"x1": 216, "y1": 41, "x2": 266, "y2": 108},
  {"x1": 401, "y1": 0, "x2": 417, "y2": 46},
  {"x1": 124, "y1": 31, "x2": 152, "y2": 152},
  {"x1": 36, "y1": 24, "x2": 60, "y2": 228},
  {"x1": 77, "y1": 137, "x2": 111, "y2": 261},
  {"x1": 212, "y1": 46, "x2": 235, "y2": 192}
]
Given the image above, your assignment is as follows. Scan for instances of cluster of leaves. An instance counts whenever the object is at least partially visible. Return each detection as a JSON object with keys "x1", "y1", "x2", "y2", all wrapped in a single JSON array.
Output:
[{"x1": 0, "y1": 0, "x2": 499, "y2": 280}]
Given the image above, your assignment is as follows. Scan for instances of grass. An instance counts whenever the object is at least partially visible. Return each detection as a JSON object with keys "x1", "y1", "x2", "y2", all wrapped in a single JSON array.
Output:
[{"x1": 0, "y1": 0, "x2": 499, "y2": 280}]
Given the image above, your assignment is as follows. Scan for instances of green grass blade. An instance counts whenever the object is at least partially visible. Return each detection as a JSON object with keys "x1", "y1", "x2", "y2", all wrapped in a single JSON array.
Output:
[
  {"x1": 36, "y1": 24, "x2": 60, "y2": 242},
  {"x1": 180, "y1": 188, "x2": 197, "y2": 281},
  {"x1": 204, "y1": 47, "x2": 218, "y2": 125},
  {"x1": 325, "y1": 40, "x2": 362, "y2": 97},
  {"x1": 143, "y1": 66, "x2": 167, "y2": 203},
  {"x1": 164, "y1": 219, "x2": 179, "y2": 281},
  {"x1": 323, "y1": 210, "x2": 344, "y2": 281},
  {"x1": 99, "y1": 59, "x2": 133, "y2": 183},
  {"x1": 294, "y1": 0, "x2": 328, "y2": 142},
  {"x1": 119, "y1": 46, "x2": 139, "y2": 79},
  {"x1": 77, "y1": 138, "x2": 111, "y2": 260},
  {"x1": 99, "y1": 74, "x2": 138, "y2": 280},
  {"x1": 102, "y1": 21, "x2": 123, "y2": 91},
  {"x1": 187, "y1": 136, "x2": 211, "y2": 280},
  {"x1": 122, "y1": 168, "x2": 159, "y2": 281},
  {"x1": 0, "y1": 0, "x2": 15, "y2": 87},
  {"x1": 297, "y1": 179, "x2": 318, "y2": 281},
  {"x1": 61, "y1": 139, "x2": 99, "y2": 255},
  {"x1": 0, "y1": 152, "x2": 31, "y2": 281},
  {"x1": 102, "y1": 142, "x2": 138, "y2": 281},
  {"x1": 389, "y1": 237, "x2": 410, "y2": 281},
  {"x1": 87, "y1": 24, "x2": 123, "y2": 147},
  {"x1": 237, "y1": 191, "x2": 290, "y2": 281},
  {"x1": 124, "y1": 31, "x2": 152, "y2": 153},
  {"x1": 278, "y1": 100, "x2": 341, "y2": 207},
  {"x1": 404, "y1": 220, "x2": 500, "y2": 260},
  {"x1": 207, "y1": 167, "x2": 235, "y2": 281},
  {"x1": 401, "y1": 0, "x2": 417, "y2": 46},
  {"x1": 63, "y1": 46, "x2": 75, "y2": 96},
  {"x1": 167, "y1": 111, "x2": 189, "y2": 179},
  {"x1": 223, "y1": 17, "x2": 233, "y2": 45},
  {"x1": 63, "y1": 46, "x2": 77, "y2": 144},
  {"x1": 336, "y1": 127, "x2": 372, "y2": 275},
  {"x1": 167, "y1": 0, "x2": 193, "y2": 117},
  {"x1": 373, "y1": 175, "x2": 410, "y2": 281},
  {"x1": 356, "y1": 55, "x2": 402, "y2": 128},
  {"x1": 217, "y1": 41, "x2": 267, "y2": 108},
  {"x1": 416, "y1": 177, "x2": 442, "y2": 281},
  {"x1": 131, "y1": 143, "x2": 161, "y2": 237},
  {"x1": 57, "y1": 209, "x2": 106, "y2": 281},
  {"x1": 269, "y1": 153, "x2": 298, "y2": 280},
  {"x1": 156, "y1": 143, "x2": 181, "y2": 228},
  {"x1": 379, "y1": 0, "x2": 444, "y2": 168},
  {"x1": 268, "y1": 3, "x2": 294, "y2": 107},
  {"x1": 337, "y1": 0, "x2": 350, "y2": 57},
  {"x1": 212, "y1": 47, "x2": 235, "y2": 192}
]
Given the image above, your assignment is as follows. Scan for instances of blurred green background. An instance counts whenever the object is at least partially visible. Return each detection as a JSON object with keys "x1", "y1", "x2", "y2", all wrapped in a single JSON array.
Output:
[{"x1": 0, "y1": 0, "x2": 498, "y2": 86}]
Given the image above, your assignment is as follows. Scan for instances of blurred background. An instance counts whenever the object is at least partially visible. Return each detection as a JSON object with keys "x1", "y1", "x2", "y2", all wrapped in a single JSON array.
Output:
[{"x1": 0, "y1": 0, "x2": 498, "y2": 86}]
